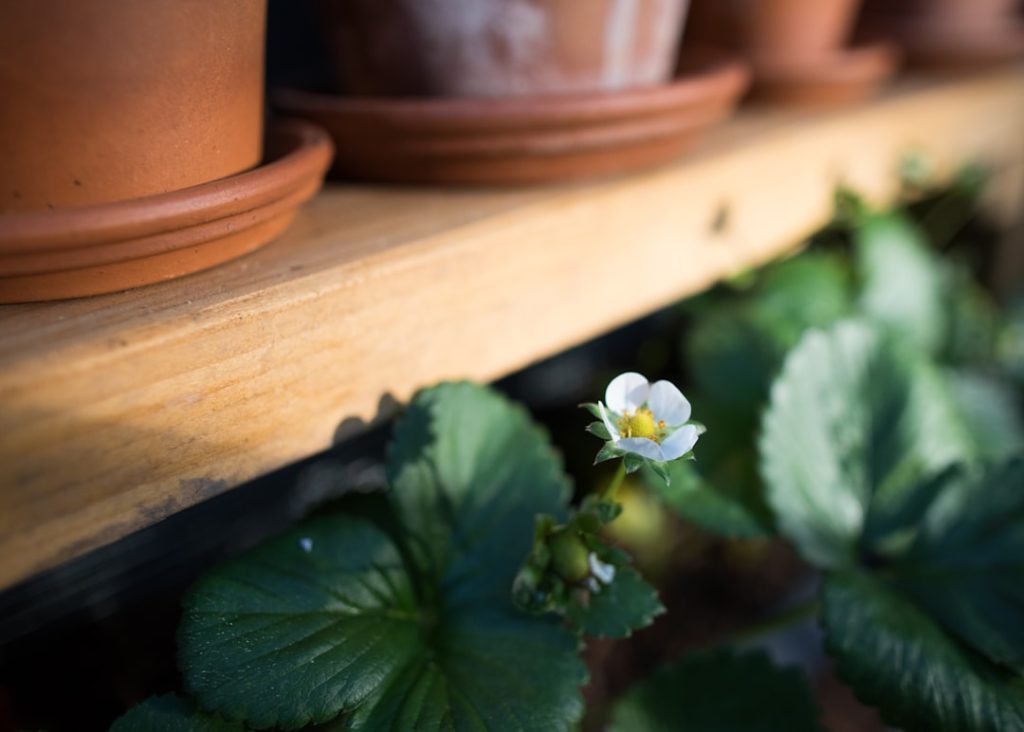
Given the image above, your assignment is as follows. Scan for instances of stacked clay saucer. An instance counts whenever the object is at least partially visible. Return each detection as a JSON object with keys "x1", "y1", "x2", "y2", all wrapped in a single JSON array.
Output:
[{"x1": 274, "y1": 0, "x2": 751, "y2": 185}]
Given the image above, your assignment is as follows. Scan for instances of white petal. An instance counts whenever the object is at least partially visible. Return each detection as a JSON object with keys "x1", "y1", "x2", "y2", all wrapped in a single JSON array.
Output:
[
  {"x1": 648, "y1": 380, "x2": 691, "y2": 425},
  {"x1": 660, "y1": 425, "x2": 699, "y2": 461},
  {"x1": 598, "y1": 402, "x2": 621, "y2": 442},
  {"x1": 588, "y1": 553, "x2": 617, "y2": 585},
  {"x1": 617, "y1": 437, "x2": 664, "y2": 461},
  {"x1": 605, "y1": 372, "x2": 650, "y2": 413}
]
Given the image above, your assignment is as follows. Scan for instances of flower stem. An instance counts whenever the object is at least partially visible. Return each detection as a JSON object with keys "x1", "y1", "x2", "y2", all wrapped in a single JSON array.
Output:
[
  {"x1": 720, "y1": 597, "x2": 820, "y2": 647},
  {"x1": 602, "y1": 462, "x2": 627, "y2": 503}
]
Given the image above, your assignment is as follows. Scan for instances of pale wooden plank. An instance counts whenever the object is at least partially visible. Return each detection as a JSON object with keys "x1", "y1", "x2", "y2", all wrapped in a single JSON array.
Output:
[{"x1": 1, "y1": 67, "x2": 1023, "y2": 589}]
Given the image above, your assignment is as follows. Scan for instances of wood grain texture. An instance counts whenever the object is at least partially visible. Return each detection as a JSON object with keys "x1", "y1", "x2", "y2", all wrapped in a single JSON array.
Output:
[{"x1": 1, "y1": 68, "x2": 1023, "y2": 590}]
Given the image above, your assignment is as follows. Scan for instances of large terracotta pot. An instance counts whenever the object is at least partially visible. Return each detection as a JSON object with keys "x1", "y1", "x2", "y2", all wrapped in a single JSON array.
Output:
[
  {"x1": 315, "y1": 0, "x2": 691, "y2": 97},
  {"x1": 728, "y1": 0, "x2": 863, "y2": 64},
  {"x1": 0, "y1": 0, "x2": 266, "y2": 214}
]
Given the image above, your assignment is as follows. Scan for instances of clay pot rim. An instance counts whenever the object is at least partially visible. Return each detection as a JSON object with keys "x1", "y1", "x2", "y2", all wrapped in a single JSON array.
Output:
[
  {"x1": 272, "y1": 50, "x2": 750, "y2": 132},
  {"x1": 0, "y1": 119, "x2": 333, "y2": 255},
  {"x1": 753, "y1": 42, "x2": 901, "y2": 82}
]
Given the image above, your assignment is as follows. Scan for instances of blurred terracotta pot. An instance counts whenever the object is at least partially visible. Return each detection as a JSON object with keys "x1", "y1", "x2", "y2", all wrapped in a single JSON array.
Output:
[
  {"x1": 859, "y1": 0, "x2": 1023, "y2": 67},
  {"x1": 689, "y1": 0, "x2": 896, "y2": 107},
  {"x1": 728, "y1": 0, "x2": 863, "y2": 64},
  {"x1": 0, "y1": 0, "x2": 266, "y2": 214},
  {"x1": 315, "y1": 0, "x2": 691, "y2": 97},
  {"x1": 913, "y1": 0, "x2": 1020, "y2": 31}
]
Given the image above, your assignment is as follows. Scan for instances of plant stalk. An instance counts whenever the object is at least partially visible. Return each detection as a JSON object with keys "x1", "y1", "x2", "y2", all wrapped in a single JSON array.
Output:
[
  {"x1": 602, "y1": 461, "x2": 627, "y2": 503},
  {"x1": 722, "y1": 597, "x2": 821, "y2": 647}
]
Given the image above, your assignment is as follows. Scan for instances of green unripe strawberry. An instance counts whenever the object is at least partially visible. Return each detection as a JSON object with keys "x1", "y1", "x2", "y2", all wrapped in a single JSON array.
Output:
[{"x1": 548, "y1": 528, "x2": 589, "y2": 583}]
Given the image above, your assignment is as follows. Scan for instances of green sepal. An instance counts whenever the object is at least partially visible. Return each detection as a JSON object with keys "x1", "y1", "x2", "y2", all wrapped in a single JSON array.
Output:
[
  {"x1": 581, "y1": 533, "x2": 632, "y2": 567},
  {"x1": 580, "y1": 402, "x2": 605, "y2": 420},
  {"x1": 579, "y1": 494, "x2": 623, "y2": 526},
  {"x1": 623, "y1": 454, "x2": 646, "y2": 475},
  {"x1": 646, "y1": 460, "x2": 670, "y2": 487},
  {"x1": 526, "y1": 513, "x2": 557, "y2": 567},
  {"x1": 586, "y1": 421, "x2": 612, "y2": 440},
  {"x1": 594, "y1": 442, "x2": 625, "y2": 465}
]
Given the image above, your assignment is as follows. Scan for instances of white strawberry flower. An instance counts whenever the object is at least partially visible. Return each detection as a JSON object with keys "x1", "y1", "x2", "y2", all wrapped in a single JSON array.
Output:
[{"x1": 596, "y1": 372, "x2": 701, "y2": 462}]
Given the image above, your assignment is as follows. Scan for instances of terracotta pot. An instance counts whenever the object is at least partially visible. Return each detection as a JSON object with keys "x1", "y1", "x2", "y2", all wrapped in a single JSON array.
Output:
[
  {"x1": 913, "y1": 0, "x2": 1020, "y2": 32},
  {"x1": 750, "y1": 43, "x2": 899, "y2": 107},
  {"x1": 858, "y1": 0, "x2": 1024, "y2": 67},
  {"x1": 684, "y1": 0, "x2": 738, "y2": 48},
  {"x1": 274, "y1": 50, "x2": 749, "y2": 185},
  {"x1": 728, "y1": 0, "x2": 864, "y2": 64},
  {"x1": 315, "y1": 0, "x2": 691, "y2": 97},
  {"x1": 0, "y1": 0, "x2": 266, "y2": 214}
]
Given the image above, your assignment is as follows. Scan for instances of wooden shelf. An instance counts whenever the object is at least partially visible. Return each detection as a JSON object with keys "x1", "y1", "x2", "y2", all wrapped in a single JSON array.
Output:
[{"x1": 2, "y1": 67, "x2": 1024, "y2": 591}]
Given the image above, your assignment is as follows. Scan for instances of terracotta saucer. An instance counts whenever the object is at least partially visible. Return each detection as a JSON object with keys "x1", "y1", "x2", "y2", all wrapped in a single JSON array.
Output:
[
  {"x1": 272, "y1": 51, "x2": 750, "y2": 186},
  {"x1": 750, "y1": 43, "x2": 901, "y2": 107},
  {"x1": 0, "y1": 120, "x2": 333, "y2": 303}
]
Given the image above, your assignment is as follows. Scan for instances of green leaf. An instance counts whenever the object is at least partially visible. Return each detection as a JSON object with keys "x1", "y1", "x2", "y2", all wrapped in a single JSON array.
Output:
[
  {"x1": 110, "y1": 695, "x2": 246, "y2": 732},
  {"x1": 760, "y1": 320, "x2": 972, "y2": 567},
  {"x1": 566, "y1": 568, "x2": 664, "y2": 639},
  {"x1": 687, "y1": 305, "x2": 797, "y2": 425},
  {"x1": 822, "y1": 571, "x2": 1024, "y2": 732},
  {"x1": 647, "y1": 459, "x2": 770, "y2": 538},
  {"x1": 945, "y1": 370, "x2": 1024, "y2": 460},
  {"x1": 898, "y1": 458, "x2": 1024, "y2": 674},
  {"x1": 998, "y1": 295, "x2": 1024, "y2": 386},
  {"x1": 951, "y1": 161, "x2": 991, "y2": 199},
  {"x1": 943, "y1": 264, "x2": 1001, "y2": 366},
  {"x1": 754, "y1": 252, "x2": 853, "y2": 330},
  {"x1": 681, "y1": 252, "x2": 852, "y2": 539},
  {"x1": 855, "y1": 211, "x2": 947, "y2": 355},
  {"x1": 183, "y1": 383, "x2": 586, "y2": 731},
  {"x1": 386, "y1": 382, "x2": 574, "y2": 599},
  {"x1": 608, "y1": 648, "x2": 825, "y2": 732},
  {"x1": 180, "y1": 515, "x2": 422, "y2": 730}
]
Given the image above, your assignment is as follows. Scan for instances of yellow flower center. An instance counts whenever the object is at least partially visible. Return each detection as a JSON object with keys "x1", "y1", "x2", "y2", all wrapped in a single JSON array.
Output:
[{"x1": 618, "y1": 407, "x2": 662, "y2": 441}]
